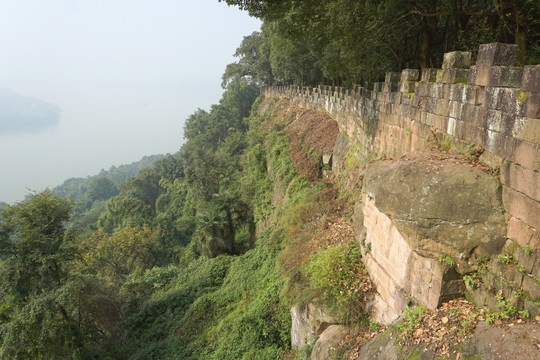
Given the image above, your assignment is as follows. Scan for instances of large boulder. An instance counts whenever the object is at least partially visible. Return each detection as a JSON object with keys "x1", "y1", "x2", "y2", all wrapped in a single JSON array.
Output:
[
  {"x1": 311, "y1": 325, "x2": 348, "y2": 360},
  {"x1": 363, "y1": 151, "x2": 506, "y2": 267}
]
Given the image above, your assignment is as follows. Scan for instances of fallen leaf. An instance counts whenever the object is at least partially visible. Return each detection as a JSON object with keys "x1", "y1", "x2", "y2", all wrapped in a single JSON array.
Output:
[{"x1": 442, "y1": 316, "x2": 449, "y2": 324}]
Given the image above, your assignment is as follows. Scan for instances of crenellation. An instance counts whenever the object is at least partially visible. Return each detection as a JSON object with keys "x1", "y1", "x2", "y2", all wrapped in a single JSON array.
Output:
[{"x1": 262, "y1": 43, "x2": 540, "y2": 289}]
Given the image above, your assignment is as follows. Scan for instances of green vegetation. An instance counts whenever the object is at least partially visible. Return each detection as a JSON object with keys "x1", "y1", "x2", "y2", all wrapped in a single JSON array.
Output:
[
  {"x1": 485, "y1": 293, "x2": 530, "y2": 324},
  {"x1": 393, "y1": 305, "x2": 426, "y2": 345},
  {"x1": 438, "y1": 254, "x2": 455, "y2": 267},
  {"x1": 304, "y1": 242, "x2": 369, "y2": 323},
  {"x1": 3, "y1": 2, "x2": 539, "y2": 358},
  {"x1": 221, "y1": 0, "x2": 540, "y2": 86},
  {"x1": 0, "y1": 71, "x2": 352, "y2": 357}
]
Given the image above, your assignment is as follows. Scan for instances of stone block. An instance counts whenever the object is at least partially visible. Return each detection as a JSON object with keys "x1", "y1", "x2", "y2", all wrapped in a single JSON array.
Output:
[
  {"x1": 400, "y1": 81, "x2": 416, "y2": 93},
  {"x1": 512, "y1": 138, "x2": 540, "y2": 171},
  {"x1": 503, "y1": 266, "x2": 524, "y2": 287},
  {"x1": 507, "y1": 216, "x2": 540, "y2": 249},
  {"x1": 501, "y1": 160, "x2": 540, "y2": 202},
  {"x1": 449, "y1": 101, "x2": 463, "y2": 119},
  {"x1": 468, "y1": 66, "x2": 478, "y2": 84},
  {"x1": 441, "y1": 69, "x2": 470, "y2": 84},
  {"x1": 462, "y1": 122, "x2": 485, "y2": 146},
  {"x1": 486, "y1": 87, "x2": 504, "y2": 110},
  {"x1": 522, "y1": 275, "x2": 540, "y2": 301},
  {"x1": 424, "y1": 97, "x2": 436, "y2": 113},
  {"x1": 490, "y1": 260, "x2": 505, "y2": 276},
  {"x1": 442, "y1": 84, "x2": 453, "y2": 99},
  {"x1": 524, "y1": 299, "x2": 540, "y2": 318},
  {"x1": 503, "y1": 185, "x2": 540, "y2": 230},
  {"x1": 401, "y1": 69, "x2": 420, "y2": 82},
  {"x1": 470, "y1": 66, "x2": 523, "y2": 87},
  {"x1": 463, "y1": 85, "x2": 479, "y2": 104},
  {"x1": 382, "y1": 82, "x2": 399, "y2": 93},
  {"x1": 443, "y1": 51, "x2": 472, "y2": 69},
  {"x1": 501, "y1": 88, "x2": 520, "y2": 114},
  {"x1": 385, "y1": 71, "x2": 401, "y2": 83},
  {"x1": 448, "y1": 84, "x2": 465, "y2": 101},
  {"x1": 512, "y1": 116, "x2": 540, "y2": 144},
  {"x1": 435, "y1": 98, "x2": 450, "y2": 116},
  {"x1": 421, "y1": 68, "x2": 437, "y2": 82},
  {"x1": 521, "y1": 65, "x2": 540, "y2": 92},
  {"x1": 484, "y1": 128, "x2": 503, "y2": 153},
  {"x1": 521, "y1": 91, "x2": 540, "y2": 119},
  {"x1": 486, "y1": 109, "x2": 503, "y2": 131},
  {"x1": 515, "y1": 247, "x2": 537, "y2": 273},
  {"x1": 476, "y1": 43, "x2": 518, "y2": 67}
]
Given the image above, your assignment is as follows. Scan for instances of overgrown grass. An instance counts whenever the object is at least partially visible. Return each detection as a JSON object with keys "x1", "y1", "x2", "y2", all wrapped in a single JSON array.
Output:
[{"x1": 303, "y1": 241, "x2": 371, "y2": 323}]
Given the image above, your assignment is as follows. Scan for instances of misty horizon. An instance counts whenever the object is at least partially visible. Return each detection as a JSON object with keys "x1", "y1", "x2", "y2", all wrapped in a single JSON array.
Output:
[{"x1": 0, "y1": 0, "x2": 261, "y2": 204}]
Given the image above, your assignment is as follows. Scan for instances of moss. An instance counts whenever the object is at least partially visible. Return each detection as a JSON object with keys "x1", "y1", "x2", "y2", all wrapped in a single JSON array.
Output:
[{"x1": 517, "y1": 90, "x2": 530, "y2": 103}]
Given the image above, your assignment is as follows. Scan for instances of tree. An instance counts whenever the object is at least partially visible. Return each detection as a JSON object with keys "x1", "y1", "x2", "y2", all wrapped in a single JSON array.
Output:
[
  {"x1": 87, "y1": 176, "x2": 119, "y2": 201},
  {"x1": 0, "y1": 190, "x2": 74, "y2": 302}
]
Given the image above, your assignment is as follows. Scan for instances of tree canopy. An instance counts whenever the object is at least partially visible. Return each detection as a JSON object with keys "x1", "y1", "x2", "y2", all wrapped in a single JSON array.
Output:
[{"x1": 222, "y1": 0, "x2": 540, "y2": 85}]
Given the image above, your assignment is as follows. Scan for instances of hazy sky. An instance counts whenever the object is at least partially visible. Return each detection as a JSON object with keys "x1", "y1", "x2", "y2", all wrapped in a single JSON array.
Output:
[{"x1": 0, "y1": 0, "x2": 260, "y2": 204}]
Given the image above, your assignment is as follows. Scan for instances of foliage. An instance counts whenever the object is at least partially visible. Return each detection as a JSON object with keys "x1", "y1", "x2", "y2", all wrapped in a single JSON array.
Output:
[
  {"x1": 0, "y1": 190, "x2": 74, "y2": 301},
  {"x1": 485, "y1": 293, "x2": 530, "y2": 324},
  {"x1": 304, "y1": 241, "x2": 370, "y2": 323},
  {"x1": 438, "y1": 254, "x2": 455, "y2": 267},
  {"x1": 393, "y1": 305, "x2": 426, "y2": 345},
  {"x1": 223, "y1": 0, "x2": 540, "y2": 85}
]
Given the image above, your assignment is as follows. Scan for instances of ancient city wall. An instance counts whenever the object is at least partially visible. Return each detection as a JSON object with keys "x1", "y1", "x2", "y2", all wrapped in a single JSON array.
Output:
[{"x1": 263, "y1": 43, "x2": 540, "y2": 254}]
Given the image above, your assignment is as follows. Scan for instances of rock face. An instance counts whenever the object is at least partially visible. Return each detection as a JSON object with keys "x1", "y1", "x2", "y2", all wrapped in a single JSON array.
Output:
[
  {"x1": 360, "y1": 152, "x2": 506, "y2": 323},
  {"x1": 290, "y1": 302, "x2": 338, "y2": 349},
  {"x1": 310, "y1": 325, "x2": 348, "y2": 360},
  {"x1": 363, "y1": 152, "x2": 507, "y2": 261}
]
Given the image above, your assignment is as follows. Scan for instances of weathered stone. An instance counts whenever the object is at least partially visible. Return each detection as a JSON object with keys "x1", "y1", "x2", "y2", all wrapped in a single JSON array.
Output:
[
  {"x1": 310, "y1": 325, "x2": 348, "y2": 360},
  {"x1": 290, "y1": 302, "x2": 338, "y2": 350},
  {"x1": 421, "y1": 68, "x2": 437, "y2": 82},
  {"x1": 503, "y1": 265, "x2": 524, "y2": 287},
  {"x1": 523, "y1": 299, "x2": 540, "y2": 318},
  {"x1": 512, "y1": 138, "x2": 540, "y2": 171},
  {"x1": 476, "y1": 43, "x2": 518, "y2": 67},
  {"x1": 503, "y1": 186, "x2": 540, "y2": 230},
  {"x1": 363, "y1": 152, "x2": 507, "y2": 261},
  {"x1": 512, "y1": 116, "x2": 540, "y2": 144},
  {"x1": 471, "y1": 66, "x2": 524, "y2": 87},
  {"x1": 400, "y1": 81, "x2": 415, "y2": 93},
  {"x1": 322, "y1": 153, "x2": 332, "y2": 167},
  {"x1": 401, "y1": 69, "x2": 419, "y2": 82},
  {"x1": 385, "y1": 72, "x2": 401, "y2": 83},
  {"x1": 515, "y1": 247, "x2": 537, "y2": 273},
  {"x1": 507, "y1": 216, "x2": 540, "y2": 249},
  {"x1": 521, "y1": 91, "x2": 540, "y2": 119},
  {"x1": 501, "y1": 160, "x2": 540, "y2": 202},
  {"x1": 522, "y1": 275, "x2": 540, "y2": 301},
  {"x1": 443, "y1": 51, "x2": 471, "y2": 69},
  {"x1": 441, "y1": 69, "x2": 470, "y2": 84},
  {"x1": 331, "y1": 132, "x2": 350, "y2": 174},
  {"x1": 462, "y1": 322, "x2": 540, "y2": 360},
  {"x1": 521, "y1": 65, "x2": 540, "y2": 92}
]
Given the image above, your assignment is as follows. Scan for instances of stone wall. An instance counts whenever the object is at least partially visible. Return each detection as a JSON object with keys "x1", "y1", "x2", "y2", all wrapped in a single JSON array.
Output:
[{"x1": 263, "y1": 43, "x2": 540, "y2": 253}]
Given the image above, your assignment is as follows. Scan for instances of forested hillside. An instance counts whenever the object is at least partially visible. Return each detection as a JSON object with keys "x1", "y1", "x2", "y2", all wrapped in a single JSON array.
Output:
[{"x1": 1, "y1": 1, "x2": 539, "y2": 359}]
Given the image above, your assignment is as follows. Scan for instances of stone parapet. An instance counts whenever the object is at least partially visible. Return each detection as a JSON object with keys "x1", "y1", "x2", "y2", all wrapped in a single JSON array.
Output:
[{"x1": 262, "y1": 43, "x2": 540, "y2": 252}]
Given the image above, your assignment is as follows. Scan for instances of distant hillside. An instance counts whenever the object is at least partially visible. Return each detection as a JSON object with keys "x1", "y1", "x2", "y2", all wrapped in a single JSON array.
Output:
[
  {"x1": 0, "y1": 88, "x2": 61, "y2": 133},
  {"x1": 54, "y1": 154, "x2": 168, "y2": 201}
]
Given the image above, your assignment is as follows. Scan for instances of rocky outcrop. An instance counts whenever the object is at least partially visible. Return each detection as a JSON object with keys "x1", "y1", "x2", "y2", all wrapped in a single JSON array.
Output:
[
  {"x1": 363, "y1": 152, "x2": 506, "y2": 263},
  {"x1": 360, "y1": 152, "x2": 506, "y2": 323},
  {"x1": 310, "y1": 325, "x2": 348, "y2": 360},
  {"x1": 290, "y1": 302, "x2": 338, "y2": 349}
]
